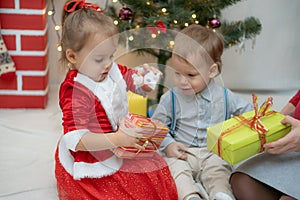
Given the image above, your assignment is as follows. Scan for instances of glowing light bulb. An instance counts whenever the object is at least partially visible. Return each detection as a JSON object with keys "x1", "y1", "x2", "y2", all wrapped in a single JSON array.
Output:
[
  {"x1": 48, "y1": 10, "x2": 53, "y2": 15},
  {"x1": 173, "y1": 20, "x2": 178, "y2": 24},
  {"x1": 184, "y1": 23, "x2": 189, "y2": 27},
  {"x1": 161, "y1": 8, "x2": 167, "y2": 13},
  {"x1": 146, "y1": 1, "x2": 151, "y2": 5},
  {"x1": 192, "y1": 14, "x2": 196, "y2": 19},
  {"x1": 57, "y1": 45, "x2": 62, "y2": 52},
  {"x1": 128, "y1": 36, "x2": 134, "y2": 41},
  {"x1": 55, "y1": 25, "x2": 60, "y2": 31},
  {"x1": 169, "y1": 40, "x2": 175, "y2": 46},
  {"x1": 114, "y1": 20, "x2": 118, "y2": 25},
  {"x1": 151, "y1": 34, "x2": 157, "y2": 38}
]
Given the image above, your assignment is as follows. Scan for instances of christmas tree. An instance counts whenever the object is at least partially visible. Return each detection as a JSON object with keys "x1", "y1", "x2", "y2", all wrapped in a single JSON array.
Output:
[{"x1": 107, "y1": 0, "x2": 262, "y2": 103}]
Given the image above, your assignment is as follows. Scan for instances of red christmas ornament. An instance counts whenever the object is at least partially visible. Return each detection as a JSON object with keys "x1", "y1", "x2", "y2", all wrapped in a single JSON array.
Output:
[
  {"x1": 208, "y1": 17, "x2": 221, "y2": 29},
  {"x1": 119, "y1": 7, "x2": 133, "y2": 20}
]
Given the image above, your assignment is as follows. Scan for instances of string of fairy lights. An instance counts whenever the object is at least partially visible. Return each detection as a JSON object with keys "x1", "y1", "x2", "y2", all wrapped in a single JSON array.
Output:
[
  {"x1": 48, "y1": 0, "x2": 221, "y2": 52},
  {"x1": 48, "y1": 0, "x2": 62, "y2": 51}
]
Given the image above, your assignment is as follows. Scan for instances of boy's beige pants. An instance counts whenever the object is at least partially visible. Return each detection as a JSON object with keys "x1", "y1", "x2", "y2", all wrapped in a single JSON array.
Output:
[{"x1": 163, "y1": 147, "x2": 233, "y2": 200}]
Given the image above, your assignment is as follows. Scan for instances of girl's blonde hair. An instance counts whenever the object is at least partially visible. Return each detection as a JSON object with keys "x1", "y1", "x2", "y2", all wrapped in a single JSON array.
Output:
[
  {"x1": 173, "y1": 24, "x2": 224, "y2": 73},
  {"x1": 60, "y1": 7, "x2": 118, "y2": 69}
]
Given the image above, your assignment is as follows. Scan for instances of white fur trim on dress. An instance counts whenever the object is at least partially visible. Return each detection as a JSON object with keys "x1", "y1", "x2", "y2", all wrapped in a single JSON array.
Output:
[
  {"x1": 62, "y1": 129, "x2": 89, "y2": 151},
  {"x1": 73, "y1": 157, "x2": 123, "y2": 180},
  {"x1": 58, "y1": 129, "x2": 123, "y2": 180}
]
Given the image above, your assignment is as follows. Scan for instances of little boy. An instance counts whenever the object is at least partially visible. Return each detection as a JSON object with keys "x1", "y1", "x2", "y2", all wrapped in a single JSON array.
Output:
[{"x1": 152, "y1": 24, "x2": 252, "y2": 200}]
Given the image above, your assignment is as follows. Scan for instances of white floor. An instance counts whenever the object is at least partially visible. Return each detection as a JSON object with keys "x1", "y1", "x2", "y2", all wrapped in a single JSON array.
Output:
[
  {"x1": 0, "y1": 86, "x2": 62, "y2": 200},
  {"x1": 0, "y1": 85, "x2": 296, "y2": 200}
]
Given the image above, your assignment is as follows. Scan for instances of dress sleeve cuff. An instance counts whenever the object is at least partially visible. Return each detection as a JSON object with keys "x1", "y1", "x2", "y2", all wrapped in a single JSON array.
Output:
[{"x1": 62, "y1": 129, "x2": 89, "y2": 151}]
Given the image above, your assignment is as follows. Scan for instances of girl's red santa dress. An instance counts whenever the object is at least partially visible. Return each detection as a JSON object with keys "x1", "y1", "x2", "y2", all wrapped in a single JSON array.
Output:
[{"x1": 55, "y1": 63, "x2": 177, "y2": 200}]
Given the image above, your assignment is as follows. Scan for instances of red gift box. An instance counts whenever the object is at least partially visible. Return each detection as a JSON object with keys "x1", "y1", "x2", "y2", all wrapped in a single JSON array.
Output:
[{"x1": 113, "y1": 113, "x2": 169, "y2": 158}]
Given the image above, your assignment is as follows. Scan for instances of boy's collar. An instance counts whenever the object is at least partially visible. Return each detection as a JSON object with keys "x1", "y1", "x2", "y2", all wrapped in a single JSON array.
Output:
[{"x1": 198, "y1": 80, "x2": 216, "y2": 102}]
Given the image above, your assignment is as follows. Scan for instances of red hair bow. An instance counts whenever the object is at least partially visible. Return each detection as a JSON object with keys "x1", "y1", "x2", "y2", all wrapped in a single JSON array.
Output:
[{"x1": 64, "y1": 0, "x2": 103, "y2": 13}]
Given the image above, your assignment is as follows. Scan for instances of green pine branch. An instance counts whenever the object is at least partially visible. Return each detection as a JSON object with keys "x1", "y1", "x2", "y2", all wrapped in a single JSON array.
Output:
[
  {"x1": 107, "y1": 0, "x2": 262, "y2": 102},
  {"x1": 220, "y1": 17, "x2": 262, "y2": 48}
]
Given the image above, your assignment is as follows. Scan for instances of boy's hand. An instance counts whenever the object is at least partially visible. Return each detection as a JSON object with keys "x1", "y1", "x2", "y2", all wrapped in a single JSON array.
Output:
[{"x1": 164, "y1": 142, "x2": 188, "y2": 160}]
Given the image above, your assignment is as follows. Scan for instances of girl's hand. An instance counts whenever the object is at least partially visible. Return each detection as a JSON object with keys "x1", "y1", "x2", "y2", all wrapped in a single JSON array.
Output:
[
  {"x1": 115, "y1": 118, "x2": 145, "y2": 150},
  {"x1": 136, "y1": 63, "x2": 162, "y2": 77},
  {"x1": 135, "y1": 64, "x2": 163, "y2": 92},
  {"x1": 264, "y1": 115, "x2": 300, "y2": 154},
  {"x1": 115, "y1": 129, "x2": 145, "y2": 150},
  {"x1": 164, "y1": 142, "x2": 188, "y2": 160}
]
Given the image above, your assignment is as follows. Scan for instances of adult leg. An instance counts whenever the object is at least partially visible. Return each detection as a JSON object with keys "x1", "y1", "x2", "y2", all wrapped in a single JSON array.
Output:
[{"x1": 230, "y1": 172, "x2": 282, "y2": 200}]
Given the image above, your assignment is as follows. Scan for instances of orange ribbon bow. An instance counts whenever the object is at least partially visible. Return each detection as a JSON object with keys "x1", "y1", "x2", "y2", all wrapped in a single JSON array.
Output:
[
  {"x1": 64, "y1": 0, "x2": 103, "y2": 13},
  {"x1": 246, "y1": 94, "x2": 273, "y2": 134},
  {"x1": 217, "y1": 94, "x2": 274, "y2": 157}
]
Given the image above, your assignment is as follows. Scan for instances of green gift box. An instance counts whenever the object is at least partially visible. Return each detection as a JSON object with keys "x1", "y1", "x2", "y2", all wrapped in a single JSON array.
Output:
[{"x1": 207, "y1": 110, "x2": 291, "y2": 165}]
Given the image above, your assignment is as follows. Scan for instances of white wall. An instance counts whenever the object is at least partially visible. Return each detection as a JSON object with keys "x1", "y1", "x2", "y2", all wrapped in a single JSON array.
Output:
[
  {"x1": 221, "y1": 0, "x2": 300, "y2": 91},
  {"x1": 48, "y1": 0, "x2": 300, "y2": 92}
]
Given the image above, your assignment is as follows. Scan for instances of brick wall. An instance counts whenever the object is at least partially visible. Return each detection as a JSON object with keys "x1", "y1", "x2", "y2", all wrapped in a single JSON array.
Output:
[{"x1": 0, "y1": 0, "x2": 48, "y2": 108}]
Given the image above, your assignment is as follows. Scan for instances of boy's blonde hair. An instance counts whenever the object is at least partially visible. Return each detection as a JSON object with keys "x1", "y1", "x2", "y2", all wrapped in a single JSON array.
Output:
[
  {"x1": 60, "y1": 8, "x2": 118, "y2": 69},
  {"x1": 173, "y1": 24, "x2": 224, "y2": 73}
]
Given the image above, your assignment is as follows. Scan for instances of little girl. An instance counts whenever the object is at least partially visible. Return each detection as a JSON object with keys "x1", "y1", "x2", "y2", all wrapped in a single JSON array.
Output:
[{"x1": 54, "y1": 1, "x2": 177, "y2": 199}]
